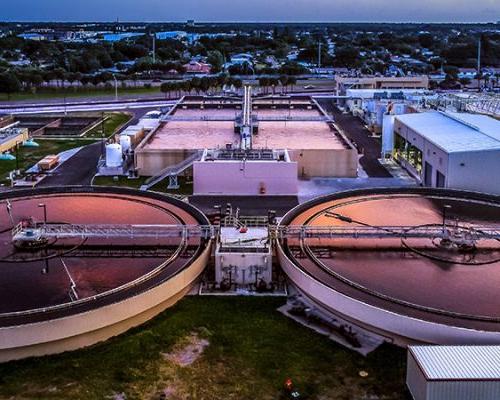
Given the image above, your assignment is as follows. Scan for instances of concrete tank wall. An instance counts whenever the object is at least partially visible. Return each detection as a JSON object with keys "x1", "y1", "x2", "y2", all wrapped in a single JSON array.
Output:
[
  {"x1": 288, "y1": 149, "x2": 358, "y2": 178},
  {"x1": 0, "y1": 243, "x2": 211, "y2": 362},
  {"x1": 277, "y1": 245, "x2": 500, "y2": 345}
]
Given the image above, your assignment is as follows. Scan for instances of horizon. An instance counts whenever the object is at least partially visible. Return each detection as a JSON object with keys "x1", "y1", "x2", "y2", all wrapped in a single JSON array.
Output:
[{"x1": 2, "y1": 20, "x2": 500, "y2": 25}]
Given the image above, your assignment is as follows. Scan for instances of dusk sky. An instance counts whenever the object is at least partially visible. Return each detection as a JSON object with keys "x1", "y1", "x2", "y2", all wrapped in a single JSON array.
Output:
[{"x1": 2, "y1": 0, "x2": 500, "y2": 22}]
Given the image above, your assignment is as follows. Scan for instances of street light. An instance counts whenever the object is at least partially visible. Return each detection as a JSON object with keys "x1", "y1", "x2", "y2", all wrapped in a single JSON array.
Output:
[
  {"x1": 112, "y1": 74, "x2": 118, "y2": 101},
  {"x1": 38, "y1": 203, "x2": 47, "y2": 225},
  {"x1": 442, "y1": 204, "x2": 452, "y2": 231}
]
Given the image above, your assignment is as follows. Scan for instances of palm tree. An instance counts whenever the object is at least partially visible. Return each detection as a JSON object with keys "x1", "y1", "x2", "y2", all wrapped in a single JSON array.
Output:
[
  {"x1": 160, "y1": 82, "x2": 172, "y2": 99},
  {"x1": 269, "y1": 78, "x2": 279, "y2": 95},
  {"x1": 279, "y1": 75, "x2": 289, "y2": 94},
  {"x1": 258, "y1": 77, "x2": 269, "y2": 94},
  {"x1": 182, "y1": 80, "x2": 192, "y2": 97},
  {"x1": 288, "y1": 76, "x2": 297, "y2": 93}
]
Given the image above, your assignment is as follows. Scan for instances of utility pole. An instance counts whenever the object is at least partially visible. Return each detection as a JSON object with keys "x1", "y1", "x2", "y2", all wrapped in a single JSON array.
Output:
[
  {"x1": 318, "y1": 41, "x2": 322, "y2": 69},
  {"x1": 112, "y1": 74, "x2": 118, "y2": 101},
  {"x1": 101, "y1": 111, "x2": 105, "y2": 159},
  {"x1": 477, "y1": 37, "x2": 481, "y2": 92},
  {"x1": 152, "y1": 33, "x2": 156, "y2": 64}
]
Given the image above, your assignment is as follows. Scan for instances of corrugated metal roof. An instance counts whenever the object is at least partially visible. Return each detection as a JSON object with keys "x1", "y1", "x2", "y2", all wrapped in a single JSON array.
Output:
[
  {"x1": 410, "y1": 346, "x2": 500, "y2": 380},
  {"x1": 395, "y1": 112, "x2": 500, "y2": 153}
]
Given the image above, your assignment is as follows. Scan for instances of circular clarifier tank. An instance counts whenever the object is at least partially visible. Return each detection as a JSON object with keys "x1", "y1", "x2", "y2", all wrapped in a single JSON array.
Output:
[
  {"x1": 0, "y1": 187, "x2": 211, "y2": 362},
  {"x1": 278, "y1": 188, "x2": 500, "y2": 345}
]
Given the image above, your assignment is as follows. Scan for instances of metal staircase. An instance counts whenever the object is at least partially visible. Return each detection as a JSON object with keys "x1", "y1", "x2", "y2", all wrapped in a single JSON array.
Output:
[{"x1": 140, "y1": 150, "x2": 203, "y2": 191}]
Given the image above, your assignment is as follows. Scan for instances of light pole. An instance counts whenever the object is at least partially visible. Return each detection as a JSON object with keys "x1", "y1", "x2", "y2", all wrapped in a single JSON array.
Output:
[
  {"x1": 442, "y1": 204, "x2": 452, "y2": 232},
  {"x1": 64, "y1": 91, "x2": 67, "y2": 116},
  {"x1": 38, "y1": 203, "x2": 47, "y2": 225},
  {"x1": 112, "y1": 74, "x2": 118, "y2": 101}
]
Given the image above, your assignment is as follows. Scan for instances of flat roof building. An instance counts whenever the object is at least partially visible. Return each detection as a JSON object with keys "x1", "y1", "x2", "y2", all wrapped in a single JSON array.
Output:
[
  {"x1": 336, "y1": 75, "x2": 429, "y2": 96},
  {"x1": 0, "y1": 128, "x2": 29, "y2": 154},
  {"x1": 407, "y1": 346, "x2": 500, "y2": 400},
  {"x1": 135, "y1": 95, "x2": 358, "y2": 180},
  {"x1": 391, "y1": 111, "x2": 500, "y2": 195}
]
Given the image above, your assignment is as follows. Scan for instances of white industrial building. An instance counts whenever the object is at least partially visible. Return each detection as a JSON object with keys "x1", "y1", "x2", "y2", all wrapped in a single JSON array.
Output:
[
  {"x1": 343, "y1": 89, "x2": 428, "y2": 134},
  {"x1": 215, "y1": 224, "x2": 272, "y2": 289},
  {"x1": 407, "y1": 346, "x2": 500, "y2": 400},
  {"x1": 390, "y1": 111, "x2": 500, "y2": 195}
]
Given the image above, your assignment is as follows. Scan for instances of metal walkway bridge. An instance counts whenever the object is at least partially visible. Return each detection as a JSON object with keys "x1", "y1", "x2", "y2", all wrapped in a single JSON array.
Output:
[
  {"x1": 12, "y1": 223, "x2": 214, "y2": 242},
  {"x1": 277, "y1": 225, "x2": 500, "y2": 242},
  {"x1": 12, "y1": 222, "x2": 500, "y2": 244}
]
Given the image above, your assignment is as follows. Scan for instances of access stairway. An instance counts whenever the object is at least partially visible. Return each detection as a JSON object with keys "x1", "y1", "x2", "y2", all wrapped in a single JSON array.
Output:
[{"x1": 140, "y1": 150, "x2": 203, "y2": 191}]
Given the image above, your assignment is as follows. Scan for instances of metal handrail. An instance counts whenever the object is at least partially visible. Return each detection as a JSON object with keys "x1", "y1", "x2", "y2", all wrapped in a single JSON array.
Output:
[{"x1": 0, "y1": 232, "x2": 192, "y2": 319}]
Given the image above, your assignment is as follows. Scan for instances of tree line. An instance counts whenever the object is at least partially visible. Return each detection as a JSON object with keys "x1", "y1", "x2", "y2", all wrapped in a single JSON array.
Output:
[{"x1": 159, "y1": 74, "x2": 299, "y2": 99}]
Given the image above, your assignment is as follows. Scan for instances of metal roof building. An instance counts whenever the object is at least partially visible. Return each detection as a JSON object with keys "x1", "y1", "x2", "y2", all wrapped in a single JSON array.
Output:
[
  {"x1": 395, "y1": 112, "x2": 500, "y2": 153},
  {"x1": 391, "y1": 111, "x2": 500, "y2": 194},
  {"x1": 407, "y1": 346, "x2": 500, "y2": 400}
]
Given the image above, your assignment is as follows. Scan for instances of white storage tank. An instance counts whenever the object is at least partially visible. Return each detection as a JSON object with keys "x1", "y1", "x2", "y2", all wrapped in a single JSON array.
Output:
[
  {"x1": 407, "y1": 346, "x2": 500, "y2": 400},
  {"x1": 105, "y1": 143, "x2": 122, "y2": 168},
  {"x1": 393, "y1": 103, "x2": 407, "y2": 115},
  {"x1": 366, "y1": 99, "x2": 376, "y2": 113},
  {"x1": 375, "y1": 103, "x2": 387, "y2": 127},
  {"x1": 120, "y1": 135, "x2": 131, "y2": 153}
]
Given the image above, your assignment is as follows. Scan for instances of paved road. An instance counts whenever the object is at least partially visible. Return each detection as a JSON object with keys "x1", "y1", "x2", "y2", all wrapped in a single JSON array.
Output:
[
  {"x1": 37, "y1": 107, "x2": 151, "y2": 187},
  {"x1": 0, "y1": 91, "x2": 336, "y2": 114},
  {"x1": 0, "y1": 99, "x2": 177, "y2": 115},
  {"x1": 39, "y1": 142, "x2": 103, "y2": 187},
  {"x1": 317, "y1": 99, "x2": 392, "y2": 178}
]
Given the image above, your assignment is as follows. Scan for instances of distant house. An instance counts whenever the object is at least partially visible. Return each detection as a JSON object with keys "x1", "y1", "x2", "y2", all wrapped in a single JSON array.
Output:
[
  {"x1": 287, "y1": 50, "x2": 299, "y2": 61},
  {"x1": 265, "y1": 55, "x2": 280, "y2": 68},
  {"x1": 230, "y1": 53, "x2": 253, "y2": 65},
  {"x1": 18, "y1": 33, "x2": 46, "y2": 41},
  {"x1": 102, "y1": 33, "x2": 143, "y2": 42},
  {"x1": 183, "y1": 61, "x2": 212, "y2": 74},
  {"x1": 155, "y1": 31, "x2": 187, "y2": 41},
  {"x1": 458, "y1": 68, "x2": 477, "y2": 79}
]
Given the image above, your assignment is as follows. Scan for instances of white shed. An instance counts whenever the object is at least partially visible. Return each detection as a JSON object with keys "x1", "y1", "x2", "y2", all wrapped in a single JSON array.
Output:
[{"x1": 407, "y1": 346, "x2": 500, "y2": 400}]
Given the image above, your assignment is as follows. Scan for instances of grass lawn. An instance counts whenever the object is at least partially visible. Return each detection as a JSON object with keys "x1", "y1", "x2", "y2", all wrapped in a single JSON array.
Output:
[
  {"x1": 0, "y1": 112, "x2": 130, "y2": 185},
  {"x1": 0, "y1": 138, "x2": 98, "y2": 184},
  {"x1": 93, "y1": 175, "x2": 194, "y2": 195},
  {"x1": 0, "y1": 87, "x2": 161, "y2": 103},
  {"x1": 0, "y1": 297, "x2": 409, "y2": 400},
  {"x1": 84, "y1": 112, "x2": 133, "y2": 139}
]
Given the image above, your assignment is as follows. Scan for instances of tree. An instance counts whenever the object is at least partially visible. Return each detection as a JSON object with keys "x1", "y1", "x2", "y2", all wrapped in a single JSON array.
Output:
[
  {"x1": 0, "y1": 72, "x2": 21, "y2": 99},
  {"x1": 181, "y1": 80, "x2": 192, "y2": 96},
  {"x1": 334, "y1": 46, "x2": 359, "y2": 68},
  {"x1": 54, "y1": 68, "x2": 66, "y2": 88},
  {"x1": 443, "y1": 66, "x2": 459, "y2": 81},
  {"x1": 287, "y1": 76, "x2": 297, "y2": 93},
  {"x1": 207, "y1": 50, "x2": 224, "y2": 73},
  {"x1": 459, "y1": 77, "x2": 471, "y2": 87},
  {"x1": 279, "y1": 62, "x2": 308, "y2": 76},
  {"x1": 268, "y1": 77, "x2": 279, "y2": 94},
  {"x1": 418, "y1": 33, "x2": 434, "y2": 49},
  {"x1": 258, "y1": 77, "x2": 270, "y2": 94},
  {"x1": 233, "y1": 78, "x2": 243, "y2": 90},
  {"x1": 29, "y1": 73, "x2": 43, "y2": 92},
  {"x1": 160, "y1": 82, "x2": 172, "y2": 99},
  {"x1": 279, "y1": 75, "x2": 289, "y2": 93}
]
